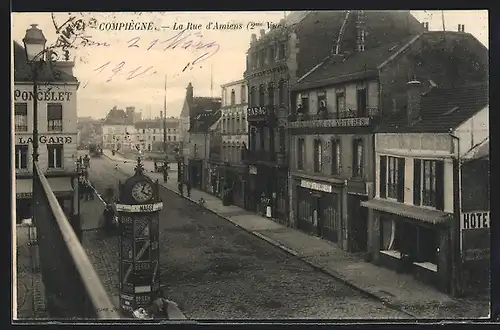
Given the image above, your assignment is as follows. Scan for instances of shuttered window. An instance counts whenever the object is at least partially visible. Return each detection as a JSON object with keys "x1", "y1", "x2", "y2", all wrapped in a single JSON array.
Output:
[
  {"x1": 413, "y1": 159, "x2": 422, "y2": 205},
  {"x1": 47, "y1": 144, "x2": 63, "y2": 168},
  {"x1": 297, "y1": 138, "x2": 305, "y2": 170},
  {"x1": 47, "y1": 103, "x2": 63, "y2": 132},
  {"x1": 331, "y1": 139, "x2": 341, "y2": 175},
  {"x1": 379, "y1": 156, "x2": 387, "y2": 198}
]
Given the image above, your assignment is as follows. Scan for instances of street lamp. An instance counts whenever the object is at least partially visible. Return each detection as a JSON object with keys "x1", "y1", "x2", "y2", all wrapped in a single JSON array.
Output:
[{"x1": 23, "y1": 24, "x2": 47, "y2": 223}]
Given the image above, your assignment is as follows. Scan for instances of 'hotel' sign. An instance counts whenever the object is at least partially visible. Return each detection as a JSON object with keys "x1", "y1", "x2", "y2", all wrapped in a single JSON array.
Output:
[{"x1": 290, "y1": 117, "x2": 371, "y2": 129}]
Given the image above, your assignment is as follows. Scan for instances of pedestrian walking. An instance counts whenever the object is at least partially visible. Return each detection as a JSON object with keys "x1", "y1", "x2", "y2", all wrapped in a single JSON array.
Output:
[
  {"x1": 178, "y1": 182, "x2": 184, "y2": 196},
  {"x1": 186, "y1": 181, "x2": 191, "y2": 197},
  {"x1": 83, "y1": 154, "x2": 90, "y2": 169},
  {"x1": 163, "y1": 166, "x2": 168, "y2": 183},
  {"x1": 102, "y1": 204, "x2": 115, "y2": 234}
]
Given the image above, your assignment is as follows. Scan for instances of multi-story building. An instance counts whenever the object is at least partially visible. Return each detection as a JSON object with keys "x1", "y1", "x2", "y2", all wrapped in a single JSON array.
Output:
[
  {"x1": 361, "y1": 82, "x2": 488, "y2": 295},
  {"x1": 186, "y1": 110, "x2": 221, "y2": 189},
  {"x1": 208, "y1": 79, "x2": 248, "y2": 208},
  {"x1": 289, "y1": 21, "x2": 488, "y2": 253},
  {"x1": 179, "y1": 82, "x2": 222, "y2": 185},
  {"x1": 133, "y1": 117, "x2": 180, "y2": 152},
  {"x1": 243, "y1": 11, "x2": 424, "y2": 224},
  {"x1": 76, "y1": 116, "x2": 103, "y2": 148},
  {"x1": 13, "y1": 39, "x2": 80, "y2": 224},
  {"x1": 102, "y1": 106, "x2": 136, "y2": 151}
]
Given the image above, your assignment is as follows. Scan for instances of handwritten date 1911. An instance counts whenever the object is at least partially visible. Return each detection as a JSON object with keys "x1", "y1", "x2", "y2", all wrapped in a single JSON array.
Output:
[{"x1": 83, "y1": 61, "x2": 157, "y2": 87}]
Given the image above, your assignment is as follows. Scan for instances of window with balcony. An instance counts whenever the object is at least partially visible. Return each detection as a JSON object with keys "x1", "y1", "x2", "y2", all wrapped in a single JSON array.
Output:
[
  {"x1": 231, "y1": 89, "x2": 236, "y2": 105},
  {"x1": 317, "y1": 91, "x2": 327, "y2": 115},
  {"x1": 314, "y1": 139, "x2": 323, "y2": 173},
  {"x1": 380, "y1": 156, "x2": 405, "y2": 202},
  {"x1": 15, "y1": 103, "x2": 28, "y2": 132},
  {"x1": 300, "y1": 94, "x2": 309, "y2": 113},
  {"x1": 268, "y1": 83, "x2": 275, "y2": 108},
  {"x1": 331, "y1": 139, "x2": 341, "y2": 175},
  {"x1": 47, "y1": 144, "x2": 63, "y2": 169},
  {"x1": 241, "y1": 85, "x2": 246, "y2": 103},
  {"x1": 278, "y1": 43, "x2": 286, "y2": 59},
  {"x1": 413, "y1": 159, "x2": 444, "y2": 210},
  {"x1": 336, "y1": 91, "x2": 346, "y2": 118},
  {"x1": 297, "y1": 138, "x2": 305, "y2": 170},
  {"x1": 352, "y1": 139, "x2": 364, "y2": 178},
  {"x1": 278, "y1": 80, "x2": 285, "y2": 106},
  {"x1": 357, "y1": 86, "x2": 367, "y2": 117},
  {"x1": 259, "y1": 85, "x2": 266, "y2": 107},
  {"x1": 15, "y1": 145, "x2": 29, "y2": 169},
  {"x1": 47, "y1": 103, "x2": 63, "y2": 132},
  {"x1": 173, "y1": 136, "x2": 176, "y2": 141}
]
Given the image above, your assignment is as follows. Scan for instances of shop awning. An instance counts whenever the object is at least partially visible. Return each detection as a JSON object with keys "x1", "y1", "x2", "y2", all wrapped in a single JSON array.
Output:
[
  {"x1": 361, "y1": 198, "x2": 451, "y2": 225},
  {"x1": 16, "y1": 178, "x2": 74, "y2": 199}
]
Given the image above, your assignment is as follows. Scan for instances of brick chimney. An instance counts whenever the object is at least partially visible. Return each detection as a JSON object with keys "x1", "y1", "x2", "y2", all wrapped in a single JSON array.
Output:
[
  {"x1": 407, "y1": 80, "x2": 422, "y2": 125},
  {"x1": 186, "y1": 82, "x2": 194, "y2": 104},
  {"x1": 251, "y1": 33, "x2": 257, "y2": 46}
]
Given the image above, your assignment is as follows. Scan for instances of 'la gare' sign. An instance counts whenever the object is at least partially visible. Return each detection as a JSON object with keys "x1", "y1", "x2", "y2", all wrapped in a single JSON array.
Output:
[
  {"x1": 14, "y1": 89, "x2": 73, "y2": 102},
  {"x1": 17, "y1": 135, "x2": 73, "y2": 144}
]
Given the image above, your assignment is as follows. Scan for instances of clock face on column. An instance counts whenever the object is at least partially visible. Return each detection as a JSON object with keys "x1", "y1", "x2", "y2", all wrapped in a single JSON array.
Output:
[{"x1": 131, "y1": 181, "x2": 154, "y2": 203}]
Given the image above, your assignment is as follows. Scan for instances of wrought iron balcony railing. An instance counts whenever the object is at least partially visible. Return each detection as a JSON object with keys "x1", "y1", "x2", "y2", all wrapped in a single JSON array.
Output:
[
  {"x1": 289, "y1": 107, "x2": 379, "y2": 121},
  {"x1": 33, "y1": 162, "x2": 120, "y2": 319}
]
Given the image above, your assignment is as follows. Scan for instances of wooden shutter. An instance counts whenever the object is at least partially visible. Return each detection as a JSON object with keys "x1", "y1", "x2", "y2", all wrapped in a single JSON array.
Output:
[
  {"x1": 397, "y1": 158, "x2": 405, "y2": 202},
  {"x1": 413, "y1": 159, "x2": 422, "y2": 205},
  {"x1": 435, "y1": 160, "x2": 445, "y2": 211},
  {"x1": 379, "y1": 156, "x2": 387, "y2": 198}
]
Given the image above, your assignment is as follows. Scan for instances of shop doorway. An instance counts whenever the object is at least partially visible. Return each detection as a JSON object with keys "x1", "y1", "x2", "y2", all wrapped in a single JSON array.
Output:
[
  {"x1": 319, "y1": 193, "x2": 340, "y2": 243},
  {"x1": 349, "y1": 195, "x2": 368, "y2": 252}
]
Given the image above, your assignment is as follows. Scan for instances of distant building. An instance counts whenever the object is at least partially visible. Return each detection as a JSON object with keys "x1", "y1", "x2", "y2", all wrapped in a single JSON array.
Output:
[
  {"x1": 133, "y1": 117, "x2": 180, "y2": 152},
  {"x1": 179, "y1": 82, "x2": 222, "y2": 183},
  {"x1": 102, "y1": 106, "x2": 136, "y2": 151},
  {"x1": 13, "y1": 39, "x2": 80, "y2": 223},
  {"x1": 77, "y1": 117, "x2": 103, "y2": 147}
]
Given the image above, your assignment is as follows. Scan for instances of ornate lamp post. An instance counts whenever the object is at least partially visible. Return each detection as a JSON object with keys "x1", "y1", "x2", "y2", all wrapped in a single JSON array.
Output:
[{"x1": 23, "y1": 24, "x2": 47, "y2": 224}]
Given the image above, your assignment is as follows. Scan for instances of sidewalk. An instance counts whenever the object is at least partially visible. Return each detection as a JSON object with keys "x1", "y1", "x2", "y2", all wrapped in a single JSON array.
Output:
[{"x1": 103, "y1": 150, "x2": 489, "y2": 319}]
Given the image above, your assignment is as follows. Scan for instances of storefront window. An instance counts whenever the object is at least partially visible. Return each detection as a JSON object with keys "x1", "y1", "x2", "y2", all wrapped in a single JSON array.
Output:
[
  {"x1": 313, "y1": 139, "x2": 323, "y2": 173},
  {"x1": 387, "y1": 156, "x2": 400, "y2": 199},
  {"x1": 422, "y1": 160, "x2": 437, "y2": 207},
  {"x1": 380, "y1": 217, "x2": 397, "y2": 251}
]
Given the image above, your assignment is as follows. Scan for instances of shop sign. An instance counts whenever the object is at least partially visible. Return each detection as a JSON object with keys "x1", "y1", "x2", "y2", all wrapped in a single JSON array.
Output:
[
  {"x1": 300, "y1": 179, "x2": 332, "y2": 193},
  {"x1": 14, "y1": 90, "x2": 73, "y2": 102},
  {"x1": 17, "y1": 135, "x2": 73, "y2": 145},
  {"x1": 116, "y1": 202, "x2": 163, "y2": 213},
  {"x1": 461, "y1": 211, "x2": 489, "y2": 230},
  {"x1": 290, "y1": 117, "x2": 371, "y2": 129},
  {"x1": 249, "y1": 165, "x2": 257, "y2": 175},
  {"x1": 247, "y1": 107, "x2": 268, "y2": 121}
]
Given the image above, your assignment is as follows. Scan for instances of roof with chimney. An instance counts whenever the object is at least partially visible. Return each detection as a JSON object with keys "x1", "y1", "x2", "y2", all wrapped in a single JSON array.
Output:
[
  {"x1": 180, "y1": 96, "x2": 222, "y2": 118},
  {"x1": 13, "y1": 41, "x2": 79, "y2": 83},
  {"x1": 375, "y1": 82, "x2": 489, "y2": 133},
  {"x1": 134, "y1": 119, "x2": 179, "y2": 130},
  {"x1": 102, "y1": 107, "x2": 135, "y2": 126},
  {"x1": 249, "y1": 11, "x2": 424, "y2": 80},
  {"x1": 189, "y1": 110, "x2": 222, "y2": 133},
  {"x1": 293, "y1": 31, "x2": 488, "y2": 91}
]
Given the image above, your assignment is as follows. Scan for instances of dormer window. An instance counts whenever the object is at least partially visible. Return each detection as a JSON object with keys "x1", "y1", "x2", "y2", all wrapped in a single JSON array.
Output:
[
  {"x1": 301, "y1": 94, "x2": 309, "y2": 113},
  {"x1": 317, "y1": 91, "x2": 327, "y2": 114}
]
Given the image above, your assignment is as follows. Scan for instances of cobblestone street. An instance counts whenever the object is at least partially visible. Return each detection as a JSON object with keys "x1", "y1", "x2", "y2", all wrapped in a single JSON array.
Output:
[{"x1": 81, "y1": 156, "x2": 410, "y2": 319}]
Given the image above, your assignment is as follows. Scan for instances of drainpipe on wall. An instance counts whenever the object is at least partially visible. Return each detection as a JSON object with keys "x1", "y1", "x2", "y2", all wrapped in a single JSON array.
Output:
[{"x1": 449, "y1": 130, "x2": 462, "y2": 296}]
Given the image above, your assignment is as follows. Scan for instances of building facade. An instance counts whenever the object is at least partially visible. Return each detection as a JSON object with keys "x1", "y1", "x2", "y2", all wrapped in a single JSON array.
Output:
[
  {"x1": 217, "y1": 79, "x2": 248, "y2": 208},
  {"x1": 361, "y1": 82, "x2": 488, "y2": 295},
  {"x1": 134, "y1": 117, "x2": 181, "y2": 152},
  {"x1": 289, "y1": 22, "x2": 488, "y2": 252},
  {"x1": 102, "y1": 106, "x2": 136, "y2": 151},
  {"x1": 179, "y1": 83, "x2": 222, "y2": 186},
  {"x1": 14, "y1": 41, "x2": 80, "y2": 224}
]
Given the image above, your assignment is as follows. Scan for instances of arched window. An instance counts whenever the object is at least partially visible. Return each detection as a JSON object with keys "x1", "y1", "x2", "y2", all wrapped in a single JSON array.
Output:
[{"x1": 231, "y1": 89, "x2": 236, "y2": 105}]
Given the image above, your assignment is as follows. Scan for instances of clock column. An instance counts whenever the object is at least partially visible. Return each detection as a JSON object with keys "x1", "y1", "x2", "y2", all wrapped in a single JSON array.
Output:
[{"x1": 117, "y1": 157, "x2": 162, "y2": 317}]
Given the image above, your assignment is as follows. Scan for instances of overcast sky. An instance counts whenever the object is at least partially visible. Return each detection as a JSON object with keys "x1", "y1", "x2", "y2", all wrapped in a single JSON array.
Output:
[{"x1": 12, "y1": 10, "x2": 488, "y2": 119}]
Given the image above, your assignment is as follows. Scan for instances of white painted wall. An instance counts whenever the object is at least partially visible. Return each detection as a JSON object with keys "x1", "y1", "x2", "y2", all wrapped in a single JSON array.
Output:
[
  {"x1": 375, "y1": 133, "x2": 454, "y2": 213},
  {"x1": 221, "y1": 80, "x2": 246, "y2": 107},
  {"x1": 454, "y1": 106, "x2": 489, "y2": 159},
  {"x1": 14, "y1": 83, "x2": 79, "y2": 174}
]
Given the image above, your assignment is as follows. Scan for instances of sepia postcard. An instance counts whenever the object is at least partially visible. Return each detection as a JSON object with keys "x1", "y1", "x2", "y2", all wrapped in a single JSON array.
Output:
[{"x1": 11, "y1": 10, "x2": 492, "y2": 322}]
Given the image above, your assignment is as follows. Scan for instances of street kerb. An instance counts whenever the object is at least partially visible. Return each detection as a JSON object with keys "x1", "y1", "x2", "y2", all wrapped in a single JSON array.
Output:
[{"x1": 108, "y1": 157, "x2": 418, "y2": 318}]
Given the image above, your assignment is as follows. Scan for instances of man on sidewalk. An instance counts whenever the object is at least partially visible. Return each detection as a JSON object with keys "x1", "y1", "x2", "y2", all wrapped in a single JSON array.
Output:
[
  {"x1": 163, "y1": 165, "x2": 168, "y2": 183},
  {"x1": 186, "y1": 181, "x2": 191, "y2": 197},
  {"x1": 178, "y1": 182, "x2": 184, "y2": 196}
]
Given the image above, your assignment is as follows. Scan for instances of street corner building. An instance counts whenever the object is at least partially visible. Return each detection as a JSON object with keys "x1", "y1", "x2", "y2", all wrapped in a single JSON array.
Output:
[
  {"x1": 13, "y1": 40, "x2": 81, "y2": 226},
  {"x1": 205, "y1": 79, "x2": 249, "y2": 208},
  {"x1": 179, "y1": 82, "x2": 222, "y2": 189},
  {"x1": 361, "y1": 81, "x2": 489, "y2": 295}
]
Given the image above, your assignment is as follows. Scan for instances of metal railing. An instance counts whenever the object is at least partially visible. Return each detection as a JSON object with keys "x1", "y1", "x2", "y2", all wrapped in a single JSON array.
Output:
[
  {"x1": 289, "y1": 107, "x2": 379, "y2": 121},
  {"x1": 33, "y1": 163, "x2": 120, "y2": 319}
]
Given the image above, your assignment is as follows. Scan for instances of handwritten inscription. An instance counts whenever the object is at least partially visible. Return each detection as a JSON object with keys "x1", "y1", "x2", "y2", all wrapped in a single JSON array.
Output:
[
  {"x1": 83, "y1": 61, "x2": 156, "y2": 87},
  {"x1": 126, "y1": 29, "x2": 220, "y2": 71}
]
